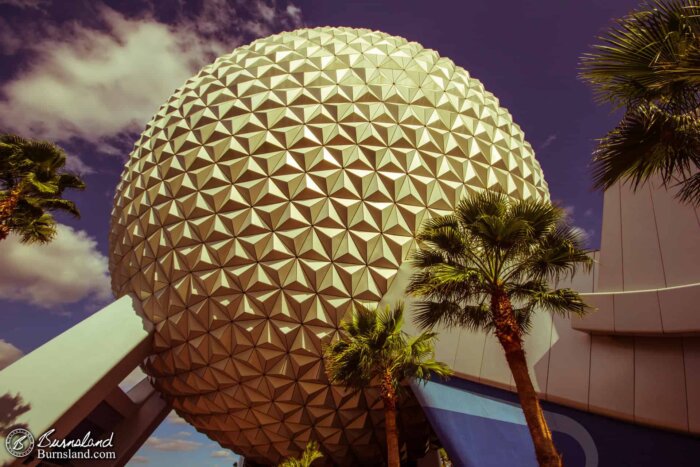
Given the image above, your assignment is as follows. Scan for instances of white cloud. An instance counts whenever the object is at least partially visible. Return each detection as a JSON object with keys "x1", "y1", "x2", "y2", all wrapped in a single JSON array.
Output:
[
  {"x1": 166, "y1": 410, "x2": 188, "y2": 425},
  {"x1": 571, "y1": 225, "x2": 594, "y2": 244},
  {"x1": 145, "y1": 436, "x2": 202, "y2": 452},
  {"x1": 0, "y1": 224, "x2": 111, "y2": 309},
  {"x1": 286, "y1": 4, "x2": 302, "y2": 24},
  {"x1": 254, "y1": 0, "x2": 276, "y2": 23},
  {"x1": 585, "y1": 228, "x2": 596, "y2": 242},
  {"x1": 540, "y1": 134, "x2": 557, "y2": 150},
  {"x1": 1, "y1": 8, "x2": 208, "y2": 145},
  {"x1": 211, "y1": 449, "x2": 233, "y2": 458},
  {"x1": 64, "y1": 153, "x2": 96, "y2": 175},
  {"x1": 0, "y1": 0, "x2": 49, "y2": 10},
  {"x1": 0, "y1": 2, "x2": 304, "y2": 154},
  {"x1": 0, "y1": 339, "x2": 23, "y2": 370},
  {"x1": 129, "y1": 455, "x2": 149, "y2": 464}
]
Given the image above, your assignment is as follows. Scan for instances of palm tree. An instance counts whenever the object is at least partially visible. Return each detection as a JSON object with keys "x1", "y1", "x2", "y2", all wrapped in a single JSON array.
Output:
[
  {"x1": 325, "y1": 303, "x2": 452, "y2": 467},
  {"x1": 407, "y1": 191, "x2": 591, "y2": 467},
  {"x1": 579, "y1": 0, "x2": 700, "y2": 205},
  {"x1": 0, "y1": 134, "x2": 85, "y2": 243},
  {"x1": 278, "y1": 440, "x2": 323, "y2": 467}
]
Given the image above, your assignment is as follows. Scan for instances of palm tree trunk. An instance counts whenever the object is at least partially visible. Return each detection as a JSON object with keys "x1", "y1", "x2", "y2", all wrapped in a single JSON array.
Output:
[
  {"x1": 492, "y1": 291, "x2": 562, "y2": 467},
  {"x1": 0, "y1": 186, "x2": 21, "y2": 241},
  {"x1": 381, "y1": 370, "x2": 401, "y2": 467}
]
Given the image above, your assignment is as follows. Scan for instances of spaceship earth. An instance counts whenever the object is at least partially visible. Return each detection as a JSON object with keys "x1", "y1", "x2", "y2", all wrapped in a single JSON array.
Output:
[{"x1": 109, "y1": 27, "x2": 549, "y2": 465}]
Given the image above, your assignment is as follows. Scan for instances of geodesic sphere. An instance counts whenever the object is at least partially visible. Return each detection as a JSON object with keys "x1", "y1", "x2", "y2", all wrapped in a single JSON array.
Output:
[{"x1": 108, "y1": 27, "x2": 548, "y2": 465}]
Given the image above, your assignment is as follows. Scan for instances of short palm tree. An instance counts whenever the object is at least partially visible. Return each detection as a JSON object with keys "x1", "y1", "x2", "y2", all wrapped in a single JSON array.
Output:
[
  {"x1": 0, "y1": 134, "x2": 85, "y2": 243},
  {"x1": 325, "y1": 303, "x2": 452, "y2": 467},
  {"x1": 580, "y1": 0, "x2": 700, "y2": 205},
  {"x1": 407, "y1": 191, "x2": 591, "y2": 467},
  {"x1": 278, "y1": 440, "x2": 323, "y2": 467}
]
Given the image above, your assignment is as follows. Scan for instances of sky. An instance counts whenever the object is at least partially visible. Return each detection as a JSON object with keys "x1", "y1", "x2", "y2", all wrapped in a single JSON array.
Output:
[{"x1": 0, "y1": 0, "x2": 642, "y2": 465}]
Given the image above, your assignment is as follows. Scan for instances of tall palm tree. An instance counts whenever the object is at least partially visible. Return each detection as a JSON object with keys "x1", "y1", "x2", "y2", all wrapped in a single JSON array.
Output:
[
  {"x1": 278, "y1": 440, "x2": 323, "y2": 467},
  {"x1": 0, "y1": 134, "x2": 85, "y2": 243},
  {"x1": 580, "y1": 0, "x2": 700, "y2": 205},
  {"x1": 407, "y1": 191, "x2": 591, "y2": 467},
  {"x1": 325, "y1": 303, "x2": 452, "y2": 467}
]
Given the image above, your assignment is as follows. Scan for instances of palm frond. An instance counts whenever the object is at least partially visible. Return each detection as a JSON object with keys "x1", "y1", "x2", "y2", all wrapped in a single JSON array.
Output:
[
  {"x1": 324, "y1": 337, "x2": 373, "y2": 388},
  {"x1": 579, "y1": 2, "x2": 700, "y2": 205},
  {"x1": 523, "y1": 224, "x2": 592, "y2": 282},
  {"x1": 591, "y1": 104, "x2": 700, "y2": 197},
  {"x1": 415, "y1": 224, "x2": 472, "y2": 264},
  {"x1": 278, "y1": 440, "x2": 323, "y2": 467},
  {"x1": 0, "y1": 134, "x2": 86, "y2": 242},
  {"x1": 412, "y1": 299, "x2": 492, "y2": 331},
  {"x1": 507, "y1": 199, "x2": 562, "y2": 239},
  {"x1": 57, "y1": 173, "x2": 86, "y2": 191},
  {"x1": 23, "y1": 139, "x2": 66, "y2": 166},
  {"x1": 416, "y1": 214, "x2": 459, "y2": 241},
  {"x1": 470, "y1": 213, "x2": 529, "y2": 251},
  {"x1": 0, "y1": 134, "x2": 29, "y2": 146},
  {"x1": 406, "y1": 264, "x2": 483, "y2": 299},
  {"x1": 325, "y1": 302, "x2": 451, "y2": 400},
  {"x1": 676, "y1": 170, "x2": 700, "y2": 201},
  {"x1": 580, "y1": 0, "x2": 700, "y2": 105},
  {"x1": 455, "y1": 190, "x2": 508, "y2": 227},
  {"x1": 506, "y1": 280, "x2": 589, "y2": 322},
  {"x1": 526, "y1": 288, "x2": 590, "y2": 317},
  {"x1": 409, "y1": 193, "x2": 592, "y2": 336},
  {"x1": 378, "y1": 302, "x2": 404, "y2": 336},
  {"x1": 512, "y1": 306, "x2": 535, "y2": 334},
  {"x1": 410, "y1": 248, "x2": 448, "y2": 267},
  {"x1": 506, "y1": 279, "x2": 549, "y2": 301},
  {"x1": 37, "y1": 198, "x2": 80, "y2": 217},
  {"x1": 394, "y1": 329, "x2": 453, "y2": 384},
  {"x1": 16, "y1": 213, "x2": 56, "y2": 244},
  {"x1": 25, "y1": 172, "x2": 59, "y2": 194}
]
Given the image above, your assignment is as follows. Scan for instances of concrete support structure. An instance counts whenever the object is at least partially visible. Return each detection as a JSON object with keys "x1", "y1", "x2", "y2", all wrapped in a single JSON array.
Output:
[{"x1": 0, "y1": 295, "x2": 169, "y2": 467}]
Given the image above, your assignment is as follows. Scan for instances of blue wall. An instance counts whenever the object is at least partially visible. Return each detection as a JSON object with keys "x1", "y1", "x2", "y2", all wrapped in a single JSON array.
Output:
[{"x1": 412, "y1": 378, "x2": 700, "y2": 467}]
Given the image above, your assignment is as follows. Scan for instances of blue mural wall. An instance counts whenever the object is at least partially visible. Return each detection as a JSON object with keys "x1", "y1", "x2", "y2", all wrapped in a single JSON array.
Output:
[{"x1": 412, "y1": 378, "x2": 700, "y2": 467}]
